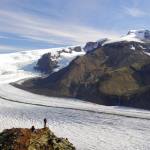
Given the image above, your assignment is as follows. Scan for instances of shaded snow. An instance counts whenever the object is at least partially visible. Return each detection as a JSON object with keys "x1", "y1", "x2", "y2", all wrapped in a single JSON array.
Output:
[
  {"x1": 139, "y1": 45, "x2": 146, "y2": 50},
  {"x1": 130, "y1": 45, "x2": 135, "y2": 50},
  {"x1": 143, "y1": 51, "x2": 150, "y2": 56}
]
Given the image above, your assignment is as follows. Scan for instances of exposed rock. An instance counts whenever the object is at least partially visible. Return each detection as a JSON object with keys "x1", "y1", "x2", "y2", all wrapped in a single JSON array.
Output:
[
  {"x1": 35, "y1": 53, "x2": 58, "y2": 74},
  {"x1": 0, "y1": 127, "x2": 75, "y2": 150},
  {"x1": 83, "y1": 38, "x2": 108, "y2": 52},
  {"x1": 72, "y1": 46, "x2": 82, "y2": 52}
]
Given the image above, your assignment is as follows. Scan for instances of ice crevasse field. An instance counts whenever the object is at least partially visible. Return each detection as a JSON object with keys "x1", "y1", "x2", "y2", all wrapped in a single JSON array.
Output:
[{"x1": 0, "y1": 48, "x2": 150, "y2": 150}]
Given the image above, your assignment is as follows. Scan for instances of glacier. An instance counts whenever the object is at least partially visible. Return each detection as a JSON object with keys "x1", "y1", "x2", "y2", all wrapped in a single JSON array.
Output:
[{"x1": 0, "y1": 48, "x2": 150, "y2": 150}]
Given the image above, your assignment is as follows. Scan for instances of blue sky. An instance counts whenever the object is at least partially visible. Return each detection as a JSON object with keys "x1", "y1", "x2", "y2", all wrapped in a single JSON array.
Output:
[{"x1": 0, "y1": 0, "x2": 149, "y2": 52}]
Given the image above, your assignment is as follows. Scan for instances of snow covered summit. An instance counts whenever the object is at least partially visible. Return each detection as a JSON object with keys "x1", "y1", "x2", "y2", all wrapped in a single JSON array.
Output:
[
  {"x1": 125, "y1": 30, "x2": 150, "y2": 41},
  {"x1": 103, "y1": 30, "x2": 150, "y2": 46}
]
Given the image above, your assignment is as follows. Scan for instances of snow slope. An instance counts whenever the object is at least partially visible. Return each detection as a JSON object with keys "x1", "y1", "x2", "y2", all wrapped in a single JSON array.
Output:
[{"x1": 0, "y1": 47, "x2": 150, "y2": 149}]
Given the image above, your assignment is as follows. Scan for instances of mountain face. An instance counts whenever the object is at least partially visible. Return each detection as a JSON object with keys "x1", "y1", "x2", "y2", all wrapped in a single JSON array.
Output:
[{"x1": 21, "y1": 30, "x2": 150, "y2": 110}]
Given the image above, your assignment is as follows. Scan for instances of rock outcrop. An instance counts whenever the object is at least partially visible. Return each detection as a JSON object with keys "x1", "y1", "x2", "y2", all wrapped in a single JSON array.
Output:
[
  {"x1": 34, "y1": 53, "x2": 58, "y2": 74},
  {"x1": 0, "y1": 127, "x2": 75, "y2": 150},
  {"x1": 69, "y1": 46, "x2": 82, "y2": 52},
  {"x1": 83, "y1": 38, "x2": 108, "y2": 52}
]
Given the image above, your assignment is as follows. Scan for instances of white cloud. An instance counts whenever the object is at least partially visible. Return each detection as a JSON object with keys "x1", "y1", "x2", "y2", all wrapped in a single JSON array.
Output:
[
  {"x1": 124, "y1": 7, "x2": 147, "y2": 17},
  {"x1": 0, "y1": 45, "x2": 26, "y2": 52},
  {"x1": 0, "y1": 9, "x2": 120, "y2": 46}
]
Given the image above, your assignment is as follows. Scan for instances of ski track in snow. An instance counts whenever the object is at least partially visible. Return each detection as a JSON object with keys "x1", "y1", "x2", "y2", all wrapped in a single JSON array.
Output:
[{"x1": 0, "y1": 48, "x2": 150, "y2": 150}]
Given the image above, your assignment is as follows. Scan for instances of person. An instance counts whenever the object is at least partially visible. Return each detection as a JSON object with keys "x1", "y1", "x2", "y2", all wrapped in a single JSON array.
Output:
[
  {"x1": 31, "y1": 126, "x2": 35, "y2": 132},
  {"x1": 44, "y1": 118, "x2": 47, "y2": 128}
]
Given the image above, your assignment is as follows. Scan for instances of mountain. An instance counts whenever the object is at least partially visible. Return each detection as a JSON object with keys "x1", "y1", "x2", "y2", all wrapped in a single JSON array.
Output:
[
  {"x1": 20, "y1": 30, "x2": 150, "y2": 110},
  {"x1": 0, "y1": 127, "x2": 75, "y2": 150}
]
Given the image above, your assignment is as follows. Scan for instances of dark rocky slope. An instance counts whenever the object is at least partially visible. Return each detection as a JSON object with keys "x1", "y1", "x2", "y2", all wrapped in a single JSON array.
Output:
[
  {"x1": 34, "y1": 53, "x2": 58, "y2": 74},
  {"x1": 0, "y1": 127, "x2": 75, "y2": 150},
  {"x1": 21, "y1": 41, "x2": 150, "y2": 110}
]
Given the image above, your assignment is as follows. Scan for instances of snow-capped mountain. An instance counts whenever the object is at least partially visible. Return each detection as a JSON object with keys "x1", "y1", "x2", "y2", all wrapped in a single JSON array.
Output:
[
  {"x1": 104, "y1": 30, "x2": 150, "y2": 45},
  {"x1": 83, "y1": 30, "x2": 150, "y2": 53}
]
